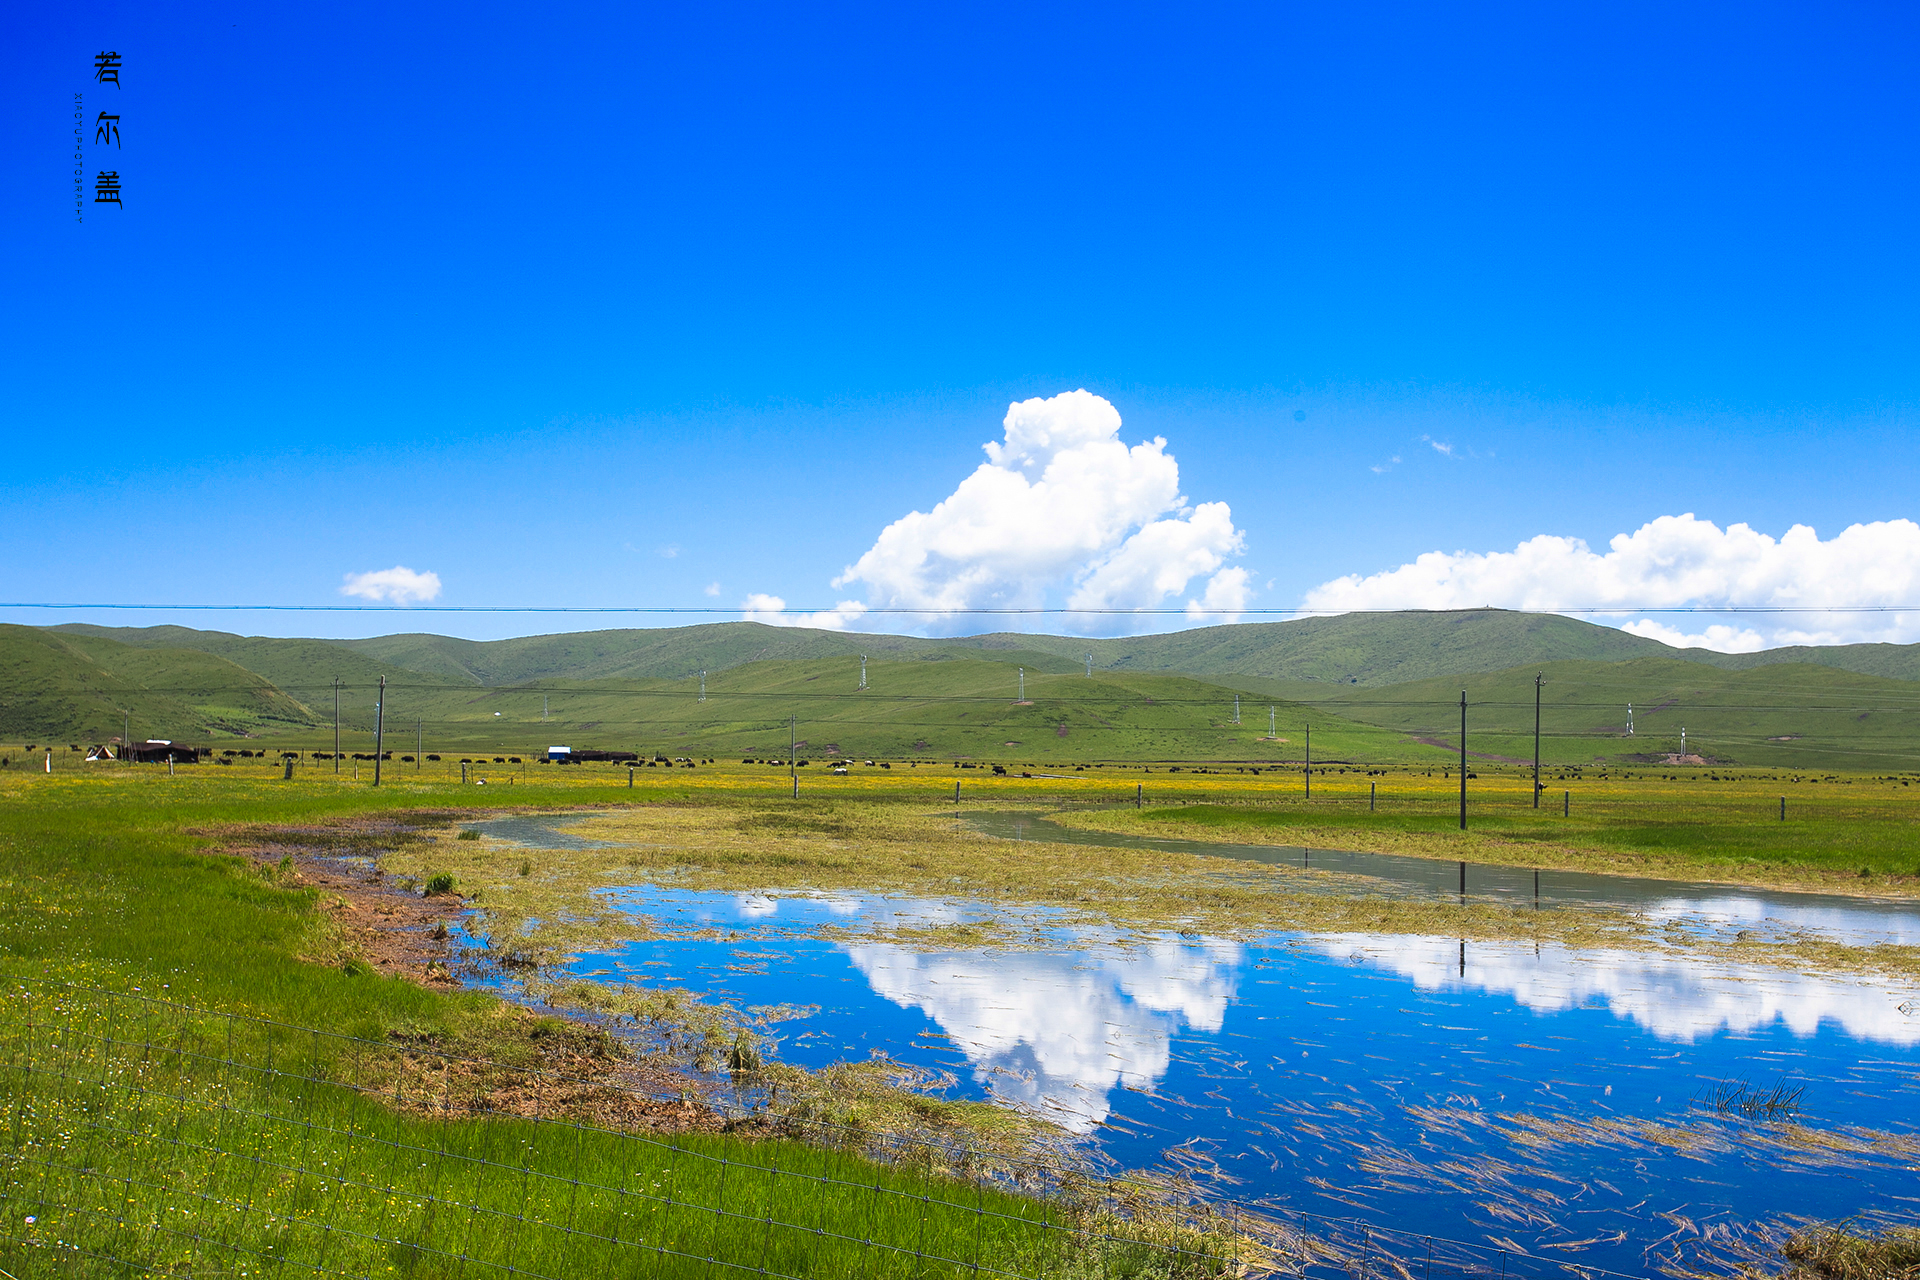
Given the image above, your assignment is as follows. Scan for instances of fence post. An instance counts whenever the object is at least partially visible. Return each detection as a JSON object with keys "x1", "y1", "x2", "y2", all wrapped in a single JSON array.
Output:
[
  {"x1": 1780, "y1": 795, "x2": 1786, "y2": 821},
  {"x1": 1135, "y1": 783, "x2": 1142, "y2": 809},
  {"x1": 1563, "y1": 789, "x2": 1569, "y2": 817}
]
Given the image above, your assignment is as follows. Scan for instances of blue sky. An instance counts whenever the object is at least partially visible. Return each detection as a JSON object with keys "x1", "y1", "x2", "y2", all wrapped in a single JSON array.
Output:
[{"x1": 6, "y1": 2, "x2": 1919, "y2": 646}]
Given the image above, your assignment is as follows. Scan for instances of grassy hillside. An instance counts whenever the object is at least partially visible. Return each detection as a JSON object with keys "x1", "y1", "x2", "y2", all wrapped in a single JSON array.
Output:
[
  {"x1": 29, "y1": 617, "x2": 1920, "y2": 767},
  {"x1": 64, "y1": 611, "x2": 1920, "y2": 692},
  {"x1": 17, "y1": 627, "x2": 1401, "y2": 761},
  {"x1": 0, "y1": 625, "x2": 323, "y2": 742},
  {"x1": 1701, "y1": 641, "x2": 1920, "y2": 682},
  {"x1": 1283, "y1": 655, "x2": 1920, "y2": 772},
  {"x1": 948, "y1": 609, "x2": 1678, "y2": 685},
  {"x1": 327, "y1": 655, "x2": 1405, "y2": 764},
  {"x1": 330, "y1": 610, "x2": 1680, "y2": 688},
  {"x1": 53, "y1": 623, "x2": 472, "y2": 735},
  {"x1": 54, "y1": 623, "x2": 448, "y2": 695},
  {"x1": 340, "y1": 621, "x2": 864, "y2": 683}
]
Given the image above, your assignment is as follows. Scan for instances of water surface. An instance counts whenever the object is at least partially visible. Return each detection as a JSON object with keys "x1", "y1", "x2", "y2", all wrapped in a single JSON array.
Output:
[
  {"x1": 459, "y1": 810, "x2": 1920, "y2": 1274},
  {"x1": 967, "y1": 809, "x2": 1920, "y2": 948}
]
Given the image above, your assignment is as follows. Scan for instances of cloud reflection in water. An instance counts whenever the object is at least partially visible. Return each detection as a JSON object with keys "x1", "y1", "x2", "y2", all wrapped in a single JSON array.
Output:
[
  {"x1": 844, "y1": 936, "x2": 1243, "y2": 1131},
  {"x1": 1312, "y1": 933, "x2": 1920, "y2": 1044},
  {"x1": 841, "y1": 926, "x2": 1918, "y2": 1130}
]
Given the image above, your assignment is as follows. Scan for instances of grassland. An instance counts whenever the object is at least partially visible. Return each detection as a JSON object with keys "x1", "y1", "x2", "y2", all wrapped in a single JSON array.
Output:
[
  {"x1": 0, "y1": 766, "x2": 1248, "y2": 1278},
  {"x1": 19, "y1": 617, "x2": 1920, "y2": 774},
  {"x1": 1229, "y1": 654, "x2": 1920, "y2": 773},
  {"x1": 0, "y1": 623, "x2": 324, "y2": 741},
  {"x1": 8, "y1": 986, "x2": 1176, "y2": 1280},
  {"x1": 1045, "y1": 763, "x2": 1920, "y2": 891},
  {"x1": 4, "y1": 760, "x2": 1917, "y2": 1275}
]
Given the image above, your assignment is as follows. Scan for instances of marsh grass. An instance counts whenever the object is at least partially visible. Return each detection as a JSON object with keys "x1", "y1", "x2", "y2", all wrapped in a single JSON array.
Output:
[
  {"x1": 392, "y1": 801, "x2": 1657, "y2": 960},
  {"x1": 1, "y1": 988, "x2": 1234, "y2": 1280},
  {"x1": 1054, "y1": 781, "x2": 1920, "y2": 893},
  {"x1": 0, "y1": 774, "x2": 1256, "y2": 1277},
  {"x1": 1777, "y1": 1221, "x2": 1920, "y2": 1278},
  {"x1": 1694, "y1": 1077, "x2": 1808, "y2": 1119},
  {"x1": 385, "y1": 799, "x2": 1920, "y2": 996}
]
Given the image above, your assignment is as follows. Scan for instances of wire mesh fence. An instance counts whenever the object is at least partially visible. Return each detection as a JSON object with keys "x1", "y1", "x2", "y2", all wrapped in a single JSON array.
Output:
[{"x1": 0, "y1": 982, "x2": 1658, "y2": 1280}]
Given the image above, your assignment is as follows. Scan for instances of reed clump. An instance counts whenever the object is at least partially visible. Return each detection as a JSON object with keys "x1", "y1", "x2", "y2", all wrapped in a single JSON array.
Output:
[{"x1": 1777, "y1": 1221, "x2": 1920, "y2": 1278}]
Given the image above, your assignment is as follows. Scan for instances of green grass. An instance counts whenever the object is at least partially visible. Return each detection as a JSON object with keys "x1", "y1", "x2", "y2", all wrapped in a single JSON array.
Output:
[
  {"x1": 22, "y1": 615, "x2": 1920, "y2": 772},
  {"x1": 1213, "y1": 654, "x2": 1920, "y2": 772},
  {"x1": 3, "y1": 627, "x2": 1406, "y2": 762},
  {"x1": 58, "y1": 610, "x2": 1675, "y2": 691},
  {"x1": 0, "y1": 773, "x2": 1227, "y2": 1278},
  {"x1": 0, "y1": 624, "x2": 322, "y2": 742},
  {"x1": 3, "y1": 988, "x2": 1173, "y2": 1280},
  {"x1": 1070, "y1": 779, "x2": 1920, "y2": 887}
]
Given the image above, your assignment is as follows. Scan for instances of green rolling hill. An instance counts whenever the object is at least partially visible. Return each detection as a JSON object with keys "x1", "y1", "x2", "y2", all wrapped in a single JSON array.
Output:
[
  {"x1": 1279, "y1": 656, "x2": 1920, "y2": 772},
  {"x1": 944, "y1": 609, "x2": 1675, "y2": 685},
  {"x1": 57, "y1": 610, "x2": 1920, "y2": 692},
  {"x1": 386, "y1": 655, "x2": 1400, "y2": 763},
  {"x1": 1705, "y1": 641, "x2": 1920, "y2": 683},
  {"x1": 18, "y1": 614, "x2": 1920, "y2": 768},
  {"x1": 0, "y1": 625, "x2": 323, "y2": 743}
]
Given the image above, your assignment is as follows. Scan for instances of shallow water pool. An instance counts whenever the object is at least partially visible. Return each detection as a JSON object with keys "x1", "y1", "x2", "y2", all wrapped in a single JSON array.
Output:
[{"x1": 462, "y1": 811, "x2": 1920, "y2": 1274}]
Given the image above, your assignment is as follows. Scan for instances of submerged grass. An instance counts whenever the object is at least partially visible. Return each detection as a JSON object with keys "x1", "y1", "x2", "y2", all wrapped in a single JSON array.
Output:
[
  {"x1": 387, "y1": 798, "x2": 1920, "y2": 985},
  {"x1": 389, "y1": 800, "x2": 1669, "y2": 964},
  {"x1": 1052, "y1": 780, "x2": 1920, "y2": 894}
]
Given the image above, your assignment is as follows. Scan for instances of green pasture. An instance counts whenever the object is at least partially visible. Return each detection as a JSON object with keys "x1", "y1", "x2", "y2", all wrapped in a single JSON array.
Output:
[
  {"x1": 2, "y1": 987, "x2": 1170, "y2": 1280},
  {"x1": 14, "y1": 616, "x2": 1920, "y2": 772},
  {"x1": 0, "y1": 772, "x2": 1229, "y2": 1278},
  {"x1": 1237, "y1": 655, "x2": 1920, "y2": 773}
]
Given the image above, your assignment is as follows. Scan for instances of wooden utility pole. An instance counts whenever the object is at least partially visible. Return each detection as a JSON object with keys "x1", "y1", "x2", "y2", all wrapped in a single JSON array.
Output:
[
  {"x1": 789, "y1": 716, "x2": 797, "y2": 799},
  {"x1": 373, "y1": 676, "x2": 386, "y2": 787},
  {"x1": 1533, "y1": 673, "x2": 1543, "y2": 808},
  {"x1": 1458, "y1": 691, "x2": 1467, "y2": 830},
  {"x1": 333, "y1": 678, "x2": 342, "y2": 774},
  {"x1": 1304, "y1": 723, "x2": 1311, "y2": 797}
]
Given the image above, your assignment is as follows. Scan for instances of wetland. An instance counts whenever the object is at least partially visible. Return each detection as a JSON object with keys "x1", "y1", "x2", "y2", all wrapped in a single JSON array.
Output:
[{"x1": 379, "y1": 800, "x2": 1920, "y2": 1277}]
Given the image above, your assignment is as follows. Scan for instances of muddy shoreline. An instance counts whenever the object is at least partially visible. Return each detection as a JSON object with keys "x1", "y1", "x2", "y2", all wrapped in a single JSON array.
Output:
[{"x1": 206, "y1": 813, "x2": 754, "y2": 1137}]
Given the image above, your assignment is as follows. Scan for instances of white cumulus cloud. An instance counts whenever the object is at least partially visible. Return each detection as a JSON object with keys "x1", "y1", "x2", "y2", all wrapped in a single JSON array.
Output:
[
  {"x1": 799, "y1": 390, "x2": 1247, "y2": 632},
  {"x1": 339, "y1": 566, "x2": 442, "y2": 605},
  {"x1": 1301, "y1": 514, "x2": 1920, "y2": 651},
  {"x1": 741, "y1": 593, "x2": 869, "y2": 631}
]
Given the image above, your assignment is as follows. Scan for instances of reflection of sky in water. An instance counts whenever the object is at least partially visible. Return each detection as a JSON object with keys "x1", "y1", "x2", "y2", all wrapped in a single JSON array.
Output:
[
  {"x1": 846, "y1": 936, "x2": 1242, "y2": 1131},
  {"x1": 966, "y1": 810, "x2": 1920, "y2": 947},
  {"x1": 1312, "y1": 933, "x2": 1920, "y2": 1044},
  {"x1": 536, "y1": 885, "x2": 1920, "y2": 1273}
]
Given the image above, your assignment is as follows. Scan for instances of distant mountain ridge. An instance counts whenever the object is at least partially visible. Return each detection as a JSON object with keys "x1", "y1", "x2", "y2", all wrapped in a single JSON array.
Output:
[
  {"x1": 15, "y1": 613, "x2": 1920, "y2": 767},
  {"x1": 53, "y1": 610, "x2": 1920, "y2": 688}
]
